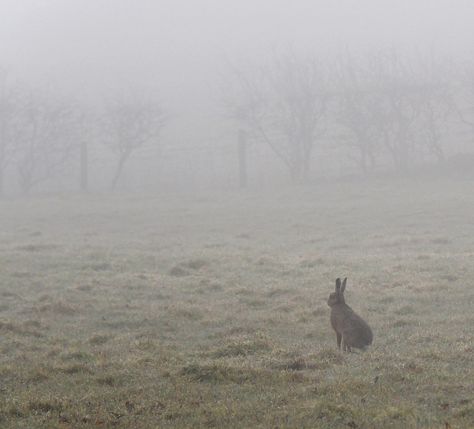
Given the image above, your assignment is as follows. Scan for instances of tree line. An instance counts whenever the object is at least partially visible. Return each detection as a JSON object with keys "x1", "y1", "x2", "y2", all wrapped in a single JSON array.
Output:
[
  {"x1": 0, "y1": 76, "x2": 166, "y2": 196},
  {"x1": 223, "y1": 49, "x2": 474, "y2": 182},
  {"x1": 0, "y1": 48, "x2": 473, "y2": 196}
]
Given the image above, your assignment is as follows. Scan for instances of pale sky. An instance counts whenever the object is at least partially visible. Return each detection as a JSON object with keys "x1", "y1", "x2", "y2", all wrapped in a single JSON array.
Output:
[{"x1": 0, "y1": 0, "x2": 472, "y2": 144}]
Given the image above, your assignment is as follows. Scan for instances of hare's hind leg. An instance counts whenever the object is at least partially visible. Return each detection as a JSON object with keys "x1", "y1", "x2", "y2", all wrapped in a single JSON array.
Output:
[{"x1": 336, "y1": 333, "x2": 342, "y2": 350}]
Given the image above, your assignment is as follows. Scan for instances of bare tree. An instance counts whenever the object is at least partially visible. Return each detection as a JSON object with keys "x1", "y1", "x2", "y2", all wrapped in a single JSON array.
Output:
[
  {"x1": 455, "y1": 61, "x2": 474, "y2": 144},
  {"x1": 102, "y1": 94, "x2": 167, "y2": 190},
  {"x1": 75, "y1": 109, "x2": 98, "y2": 192},
  {"x1": 415, "y1": 56, "x2": 454, "y2": 164},
  {"x1": 224, "y1": 51, "x2": 330, "y2": 182},
  {"x1": 334, "y1": 49, "x2": 455, "y2": 172},
  {"x1": 333, "y1": 53, "x2": 380, "y2": 173},
  {"x1": 377, "y1": 51, "x2": 455, "y2": 168},
  {"x1": 14, "y1": 90, "x2": 80, "y2": 194},
  {"x1": 365, "y1": 50, "x2": 428, "y2": 171},
  {"x1": 0, "y1": 69, "x2": 20, "y2": 196}
]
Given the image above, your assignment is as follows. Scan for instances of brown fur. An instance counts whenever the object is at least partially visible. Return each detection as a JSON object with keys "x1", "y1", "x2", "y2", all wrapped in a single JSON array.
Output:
[{"x1": 327, "y1": 277, "x2": 373, "y2": 352}]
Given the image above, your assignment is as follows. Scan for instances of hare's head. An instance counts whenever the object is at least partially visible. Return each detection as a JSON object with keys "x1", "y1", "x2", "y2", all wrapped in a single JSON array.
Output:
[{"x1": 327, "y1": 277, "x2": 347, "y2": 307}]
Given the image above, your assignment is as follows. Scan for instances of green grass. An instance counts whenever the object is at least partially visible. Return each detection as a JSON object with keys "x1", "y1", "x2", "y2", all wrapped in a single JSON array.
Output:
[{"x1": 0, "y1": 178, "x2": 473, "y2": 428}]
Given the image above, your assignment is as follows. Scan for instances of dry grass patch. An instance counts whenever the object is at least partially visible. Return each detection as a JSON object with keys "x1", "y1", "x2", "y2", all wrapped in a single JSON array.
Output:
[
  {"x1": 15, "y1": 243, "x2": 59, "y2": 252},
  {"x1": 208, "y1": 334, "x2": 273, "y2": 358},
  {"x1": 38, "y1": 300, "x2": 78, "y2": 316},
  {"x1": 89, "y1": 334, "x2": 112, "y2": 345},
  {"x1": 180, "y1": 362, "x2": 304, "y2": 385},
  {"x1": 168, "y1": 258, "x2": 209, "y2": 277}
]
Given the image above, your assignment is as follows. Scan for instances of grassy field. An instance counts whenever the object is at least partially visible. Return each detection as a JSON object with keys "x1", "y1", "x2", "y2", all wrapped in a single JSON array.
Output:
[{"x1": 0, "y1": 178, "x2": 473, "y2": 428}]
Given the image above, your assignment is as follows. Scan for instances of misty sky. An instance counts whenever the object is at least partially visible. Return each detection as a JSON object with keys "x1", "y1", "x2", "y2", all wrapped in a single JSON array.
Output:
[{"x1": 0, "y1": 0, "x2": 473, "y2": 147}]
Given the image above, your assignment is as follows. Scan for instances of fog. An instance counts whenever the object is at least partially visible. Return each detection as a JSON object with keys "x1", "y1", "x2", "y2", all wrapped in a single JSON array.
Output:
[{"x1": 0, "y1": 1, "x2": 473, "y2": 193}]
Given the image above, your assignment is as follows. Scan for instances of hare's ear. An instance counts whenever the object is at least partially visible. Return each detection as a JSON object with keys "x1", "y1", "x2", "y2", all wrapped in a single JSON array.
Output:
[
  {"x1": 335, "y1": 278, "x2": 341, "y2": 292},
  {"x1": 341, "y1": 277, "x2": 347, "y2": 293}
]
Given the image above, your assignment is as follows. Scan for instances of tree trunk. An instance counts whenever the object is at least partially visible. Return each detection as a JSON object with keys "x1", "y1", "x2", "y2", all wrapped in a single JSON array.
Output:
[
  {"x1": 80, "y1": 140, "x2": 88, "y2": 192},
  {"x1": 368, "y1": 147, "x2": 376, "y2": 171},
  {"x1": 0, "y1": 167, "x2": 3, "y2": 197},
  {"x1": 359, "y1": 145, "x2": 368, "y2": 174},
  {"x1": 289, "y1": 139, "x2": 305, "y2": 183},
  {"x1": 18, "y1": 167, "x2": 32, "y2": 195},
  {"x1": 111, "y1": 152, "x2": 128, "y2": 191},
  {"x1": 302, "y1": 147, "x2": 312, "y2": 181},
  {"x1": 20, "y1": 178, "x2": 31, "y2": 196},
  {"x1": 0, "y1": 167, "x2": 5, "y2": 198}
]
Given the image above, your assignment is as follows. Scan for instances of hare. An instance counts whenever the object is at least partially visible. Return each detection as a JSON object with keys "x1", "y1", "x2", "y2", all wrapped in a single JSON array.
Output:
[{"x1": 327, "y1": 277, "x2": 373, "y2": 352}]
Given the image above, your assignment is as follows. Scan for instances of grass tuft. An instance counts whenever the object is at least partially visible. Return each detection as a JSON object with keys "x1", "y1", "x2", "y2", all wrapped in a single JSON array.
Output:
[{"x1": 209, "y1": 335, "x2": 272, "y2": 358}]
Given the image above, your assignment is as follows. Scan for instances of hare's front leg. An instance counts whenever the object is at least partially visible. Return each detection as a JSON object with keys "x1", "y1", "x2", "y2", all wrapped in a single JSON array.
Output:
[
  {"x1": 336, "y1": 333, "x2": 342, "y2": 350},
  {"x1": 342, "y1": 338, "x2": 351, "y2": 353}
]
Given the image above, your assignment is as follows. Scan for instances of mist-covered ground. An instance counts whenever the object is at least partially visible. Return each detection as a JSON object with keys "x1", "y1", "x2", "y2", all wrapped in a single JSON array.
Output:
[{"x1": 1, "y1": 177, "x2": 473, "y2": 428}]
